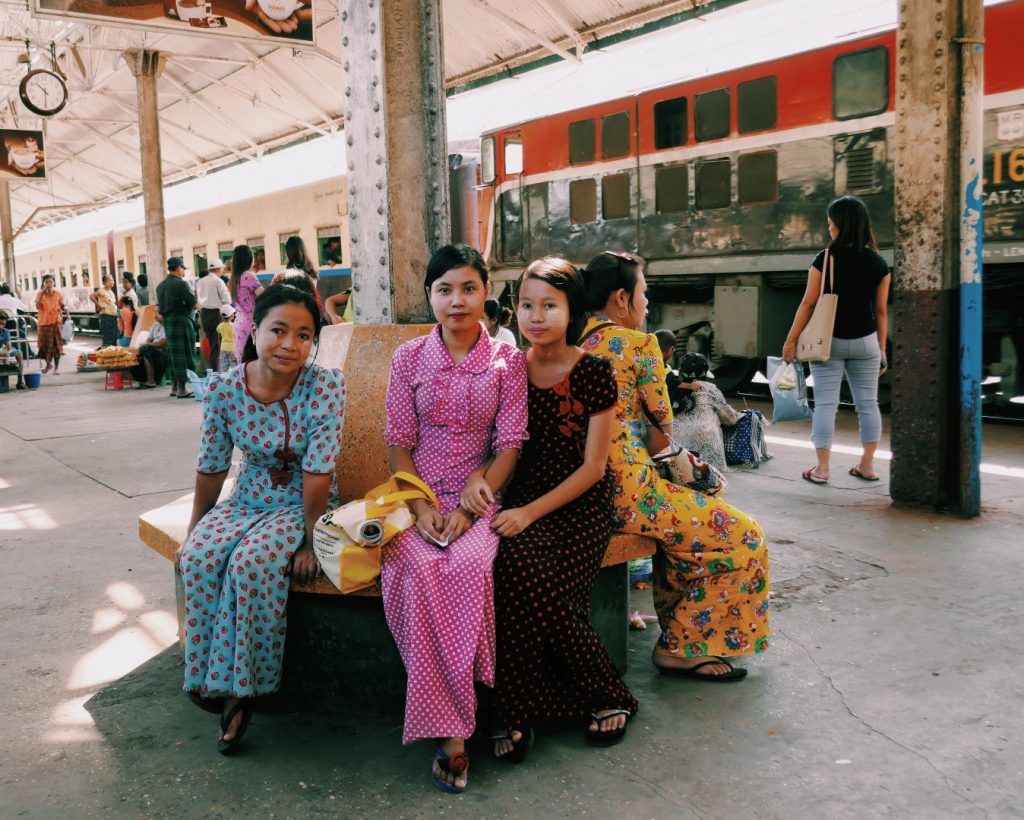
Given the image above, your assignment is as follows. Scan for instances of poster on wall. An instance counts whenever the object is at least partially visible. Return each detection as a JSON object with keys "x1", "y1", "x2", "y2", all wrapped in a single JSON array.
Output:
[
  {"x1": 0, "y1": 129, "x2": 46, "y2": 180},
  {"x1": 32, "y1": 0, "x2": 315, "y2": 45}
]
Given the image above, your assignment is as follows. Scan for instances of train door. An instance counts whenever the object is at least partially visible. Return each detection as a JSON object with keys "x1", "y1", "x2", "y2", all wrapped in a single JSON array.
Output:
[{"x1": 497, "y1": 133, "x2": 526, "y2": 264}]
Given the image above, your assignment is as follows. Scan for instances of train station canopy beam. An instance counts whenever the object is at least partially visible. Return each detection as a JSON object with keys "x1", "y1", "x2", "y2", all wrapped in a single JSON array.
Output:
[{"x1": 0, "y1": 0, "x2": 729, "y2": 234}]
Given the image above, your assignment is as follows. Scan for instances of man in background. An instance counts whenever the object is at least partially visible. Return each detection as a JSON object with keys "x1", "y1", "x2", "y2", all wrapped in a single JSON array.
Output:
[{"x1": 157, "y1": 257, "x2": 198, "y2": 399}]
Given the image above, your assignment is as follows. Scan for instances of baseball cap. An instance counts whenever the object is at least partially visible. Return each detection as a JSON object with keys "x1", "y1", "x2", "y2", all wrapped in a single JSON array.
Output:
[
  {"x1": 209, "y1": 257, "x2": 225, "y2": 270},
  {"x1": 220, "y1": 304, "x2": 236, "y2": 318},
  {"x1": 167, "y1": 256, "x2": 187, "y2": 271}
]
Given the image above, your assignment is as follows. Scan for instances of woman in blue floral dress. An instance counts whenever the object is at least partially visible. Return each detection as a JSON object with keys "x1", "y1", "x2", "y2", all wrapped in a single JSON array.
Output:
[{"x1": 178, "y1": 282, "x2": 345, "y2": 753}]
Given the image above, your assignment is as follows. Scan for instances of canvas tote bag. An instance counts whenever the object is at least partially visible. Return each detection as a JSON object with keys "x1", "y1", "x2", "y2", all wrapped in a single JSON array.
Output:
[
  {"x1": 312, "y1": 471, "x2": 438, "y2": 593},
  {"x1": 797, "y1": 249, "x2": 838, "y2": 362}
]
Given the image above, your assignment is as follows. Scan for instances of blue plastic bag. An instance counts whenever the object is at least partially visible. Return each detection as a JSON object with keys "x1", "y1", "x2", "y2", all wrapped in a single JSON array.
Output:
[
  {"x1": 185, "y1": 369, "x2": 210, "y2": 402},
  {"x1": 767, "y1": 356, "x2": 813, "y2": 423}
]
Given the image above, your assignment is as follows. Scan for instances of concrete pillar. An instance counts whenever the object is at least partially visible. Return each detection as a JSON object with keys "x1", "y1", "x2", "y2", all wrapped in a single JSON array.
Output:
[
  {"x1": 340, "y1": 0, "x2": 450, "y2": 324},
  {"x1": 891, "y1": 0, "x2": 984, "y2": 515},
  {"x1": 124, "y1": 49, "x2": 168, "y2": 292},
  {"x1": 0, "y1": 180, "x2": 16, "y2": 294}
]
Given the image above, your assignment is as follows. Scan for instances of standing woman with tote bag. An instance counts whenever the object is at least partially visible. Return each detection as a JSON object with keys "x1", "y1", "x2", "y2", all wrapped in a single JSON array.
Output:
[{"x1": 782, "y1": 196, "x2": 892, "y2": 485}]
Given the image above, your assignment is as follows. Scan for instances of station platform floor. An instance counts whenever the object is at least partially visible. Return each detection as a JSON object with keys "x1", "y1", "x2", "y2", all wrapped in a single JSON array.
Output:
[{"x1": 1, "y1": 350, "x2": 1022, "y2": 819}]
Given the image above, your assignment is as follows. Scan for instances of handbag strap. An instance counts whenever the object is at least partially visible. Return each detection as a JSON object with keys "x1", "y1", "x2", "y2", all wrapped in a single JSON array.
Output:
[
  {"x1": 820, "y1": 249, "x2": 834, "y2": 297},
  {"x1": 577, "y1": 321, "x2": 616, "y2": 347}
]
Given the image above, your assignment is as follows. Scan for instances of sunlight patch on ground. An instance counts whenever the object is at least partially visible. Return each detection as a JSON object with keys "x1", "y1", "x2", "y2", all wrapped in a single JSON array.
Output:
[
  {"x1": 42, "y1": 695, "x2": 101, "y2": 744},
  {"x1": 765, "y1": 434, "x2": 1024, "y2": 478},
  {"x1": 0, "y1": 503, "x2": 57, "y2": 530}
]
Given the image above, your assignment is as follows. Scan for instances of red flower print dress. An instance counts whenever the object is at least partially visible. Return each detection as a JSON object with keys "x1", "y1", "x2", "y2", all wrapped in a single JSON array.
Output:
[
  {"x1": 493, "y1": 354, "x2": 637, "y2": 728},
  {"x1": 180, "y1": 363, "x2": 346, "y2": 698},
  {"x1": 382, "y1": 325, "x2": 528, "y2": 745}
]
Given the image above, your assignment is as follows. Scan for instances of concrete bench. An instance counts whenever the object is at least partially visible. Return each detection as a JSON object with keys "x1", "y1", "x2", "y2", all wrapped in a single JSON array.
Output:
[{"x1": 138, "y1": 323, "x2": 656, "y2": 713}]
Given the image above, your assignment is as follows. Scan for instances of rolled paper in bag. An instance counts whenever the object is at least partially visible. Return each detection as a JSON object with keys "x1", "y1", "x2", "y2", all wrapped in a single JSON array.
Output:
[{"x1": 357, "y1": 519, "x2": 385, "y2": 545}]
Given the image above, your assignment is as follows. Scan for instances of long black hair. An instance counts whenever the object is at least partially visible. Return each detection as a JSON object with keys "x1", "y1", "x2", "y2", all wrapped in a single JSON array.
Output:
[
  {"x1": 230, "y1": 244, "x2": 255, "y2": 303},
  {"x1": 284, "y1": 235, "x2": 317, "y2": 279},
  {"x1": 424, "y1": 244, "x2": 489, "y2": 294},
  {"x1": 241, "y1": 281, "x2": 324, "y2": 363},
  {"x1": 581, "y1": 251, "x2": 643, "y2": 312},
  {"x1": 484, "y1": 298, "x2": 512, "y2": 327},
  {"x1": 515, "y1": 256, "x2": 588, "y2": 345},
  {"x1": 827, "y1": 196, "x2": 878, "y2": 251}
]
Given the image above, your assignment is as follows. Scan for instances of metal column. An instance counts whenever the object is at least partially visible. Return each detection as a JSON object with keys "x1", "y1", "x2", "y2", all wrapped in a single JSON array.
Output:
[
  {"x1": 340, "y1": 0, "x2": 450, "y2": 324},
  {"x1": 0, "y1": 180, "x2": 16, "y2": 293},
  {"x1": 891, "y1": 0, "x2": 984, "y2": 515},
  {"x1": 124, "y1": 49, "x2": 168, "y2": 292}
]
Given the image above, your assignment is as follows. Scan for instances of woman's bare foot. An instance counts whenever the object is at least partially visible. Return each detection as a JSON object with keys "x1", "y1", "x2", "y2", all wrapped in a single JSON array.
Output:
[
  {"x1": 588, "y1": 710, "x2": 628, "y2": 735},
  {"x1": 220, "y1": 696, "x2": 244, "y2": 742},
  {"x1": 433, "y1": 737, "x2": 468, "y2": 791},
  {"x1": 493, "y1": 729, "x2": 523, "y2": 758}
]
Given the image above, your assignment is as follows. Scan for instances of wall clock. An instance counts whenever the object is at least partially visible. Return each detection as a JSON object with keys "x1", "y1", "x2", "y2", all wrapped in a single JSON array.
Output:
[{"x1": 19, "y1": 69, "x2": 68, "y2": 117}]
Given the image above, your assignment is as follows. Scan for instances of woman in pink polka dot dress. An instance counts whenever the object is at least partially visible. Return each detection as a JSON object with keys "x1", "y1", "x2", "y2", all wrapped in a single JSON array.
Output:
[
  {"x1": 383, "y1": 244, "x2": 528, "y2": 793},
  {"x1": 178, "y1": 284, "x2": 345, "y2": 754}
]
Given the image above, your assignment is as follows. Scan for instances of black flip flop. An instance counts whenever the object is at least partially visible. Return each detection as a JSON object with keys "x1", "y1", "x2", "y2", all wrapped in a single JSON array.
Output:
[
  {"x1": 586, "y1": 710, "x2": 632, "y2": 747},
  {"x1": 657, "y1": 657, "x2": 748, "y2": 682},
  {"x1": 217, "y1": 699, "x2": 253, "y2": 755},
  {"x1": 134, "y1": 383, "x2": 155, "y2": 390},
  {"x1": 849, "y1": 466, "x2": 880, "y2": 482},
  {"x1": 802, "y1": 468, "x2": 828, "y2": 485},
  {"x1": 176, "y1": 392, "x2": 195, "y2": 399},
  {"x1": 491, "y1": 726, "x2": 534, "y2": 763}
]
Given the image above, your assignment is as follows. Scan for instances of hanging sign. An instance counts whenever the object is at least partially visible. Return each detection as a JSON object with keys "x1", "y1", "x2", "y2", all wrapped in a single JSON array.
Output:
[
  {"x1": 0, "y1": 129, "x2": 46, "y2": 180},
  {"x1": 31, "y1": 0, "x2": 316, "y2": 45}
]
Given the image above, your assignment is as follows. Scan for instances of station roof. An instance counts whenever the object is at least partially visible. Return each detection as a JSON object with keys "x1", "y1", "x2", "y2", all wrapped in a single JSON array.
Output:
[{"x1": 0, "y1": 0, "x2": 726, "y2": 232}]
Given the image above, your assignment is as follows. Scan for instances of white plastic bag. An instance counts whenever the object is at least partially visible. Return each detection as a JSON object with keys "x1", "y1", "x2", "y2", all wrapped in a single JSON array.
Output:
[
  {"x1": 61, "y1": 318, "x2": 74, "y2": 343},
  {"x1": 767, "y1": 356, "x2": 813, "y2": 423}
]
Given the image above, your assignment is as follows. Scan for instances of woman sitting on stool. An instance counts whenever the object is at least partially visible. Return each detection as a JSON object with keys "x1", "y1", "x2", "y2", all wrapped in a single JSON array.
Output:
[{"x1": 177, "y1": 283, "x2": 346, "y2": 754}]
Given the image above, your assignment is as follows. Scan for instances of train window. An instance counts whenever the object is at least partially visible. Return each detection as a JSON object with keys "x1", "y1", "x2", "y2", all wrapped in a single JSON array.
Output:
[
  {"x1": 738, "y1": 77, "x2": 777, "y2": 133},
  {"x1": 602, "y1": 112, "x2": 631, "y2": 159},
  {"x1": 217, "y1": 241, "x2": 233, "y2": 266},
  {"x1": 655, "y1": 164, "x2": 689, "y2": 213},
  {"x1": 570, "y1": 178, "x2": 597, "y2": 224},
  {"x1": 834, "y1": 46, "x2": 889, "y2": 120},
  {"x1": 695, "y1": 88, "x2": 730, "y2": 141},
  {"x1": 100, "y1": 262, "x2": 109, "y2": 279},
  {"x1": 654, "y1": 97, "x2": 687, "y2": 149},
  {"x1": 246, "y1": 238, "x2": 266, "y2": 272},
  {"x1": 569, "y1": 119, "x2": 596, "y2": 165},
  {"x1": 481, "y1": 136, "x2": 496, "y2": 184},
  {"x1": 738, "y1": 151, "x2": 778, "y2": 204},
  {"x1": 504, "y1": 135, "x2": 523, "y2": 175},
  {"x1": 317, "y1": 226, "x2": 343, "y2": 267},
  {"x1": 81, "y1": 264, "x2": 90, "y2": 286},
  {"x1": 695, "y1": 158, "x2": 731, "y2": 209},
  {"x1": 278, "y1": 232, "x2": 299, "y2": 269},
  {"x1": 602, "y1": 173, "x2": 631, "y2": 219}
]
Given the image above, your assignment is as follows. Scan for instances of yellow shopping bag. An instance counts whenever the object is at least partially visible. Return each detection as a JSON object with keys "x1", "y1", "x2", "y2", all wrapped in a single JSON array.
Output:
[{"x1": 312, "y1": 471, "x2": 438, "y2": 593}]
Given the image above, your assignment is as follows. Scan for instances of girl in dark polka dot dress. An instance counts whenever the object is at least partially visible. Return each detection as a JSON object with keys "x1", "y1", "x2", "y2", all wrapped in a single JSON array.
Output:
[
  {"x1": 178, "y1": 284, "x2": 346, "y2": 754},
  {"x1": 491, "y1": 257, "x2": 638, "y2": 762},
  {"x1": 382, "y1": 245, "x2": 529, "y2": 793}
]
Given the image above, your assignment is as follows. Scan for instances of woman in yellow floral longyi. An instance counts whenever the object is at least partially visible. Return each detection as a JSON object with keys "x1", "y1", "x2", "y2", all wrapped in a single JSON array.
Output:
[{"x1": 579, "y1": 252, "x2": 769, "y2": 681}]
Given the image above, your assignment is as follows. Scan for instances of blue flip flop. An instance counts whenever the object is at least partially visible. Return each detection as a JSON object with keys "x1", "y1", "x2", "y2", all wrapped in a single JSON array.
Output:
[{"x1": 432, "y1": 746, "x2": 470, "y2": 793}]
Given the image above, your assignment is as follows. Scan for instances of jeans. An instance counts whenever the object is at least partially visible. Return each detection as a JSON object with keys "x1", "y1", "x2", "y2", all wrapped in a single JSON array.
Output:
[{"x1": 809, "y1": 334, "x2": 882, "y2": 450}]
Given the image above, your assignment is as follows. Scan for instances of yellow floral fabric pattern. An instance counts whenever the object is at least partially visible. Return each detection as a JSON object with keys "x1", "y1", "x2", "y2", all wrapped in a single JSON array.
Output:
[{"x1": 581, "y1": 315, "x2": 770, "y2": 660}]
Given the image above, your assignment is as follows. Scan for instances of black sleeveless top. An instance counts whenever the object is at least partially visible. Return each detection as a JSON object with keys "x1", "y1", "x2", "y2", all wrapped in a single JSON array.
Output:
[{"x1": 811, "y1": 247, "x2": 890, "y2": 339}]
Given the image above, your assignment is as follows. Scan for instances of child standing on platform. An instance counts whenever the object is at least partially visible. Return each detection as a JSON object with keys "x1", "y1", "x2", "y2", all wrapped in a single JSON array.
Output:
[{"x1": 217, "y1": 304, "x2": 237, "y2": 370}]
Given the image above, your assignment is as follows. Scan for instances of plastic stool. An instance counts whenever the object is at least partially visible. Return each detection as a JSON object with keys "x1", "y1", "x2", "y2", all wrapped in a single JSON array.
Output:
[{"x1": 104, "y1": 370, "x2": 133, "y2": 391}]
